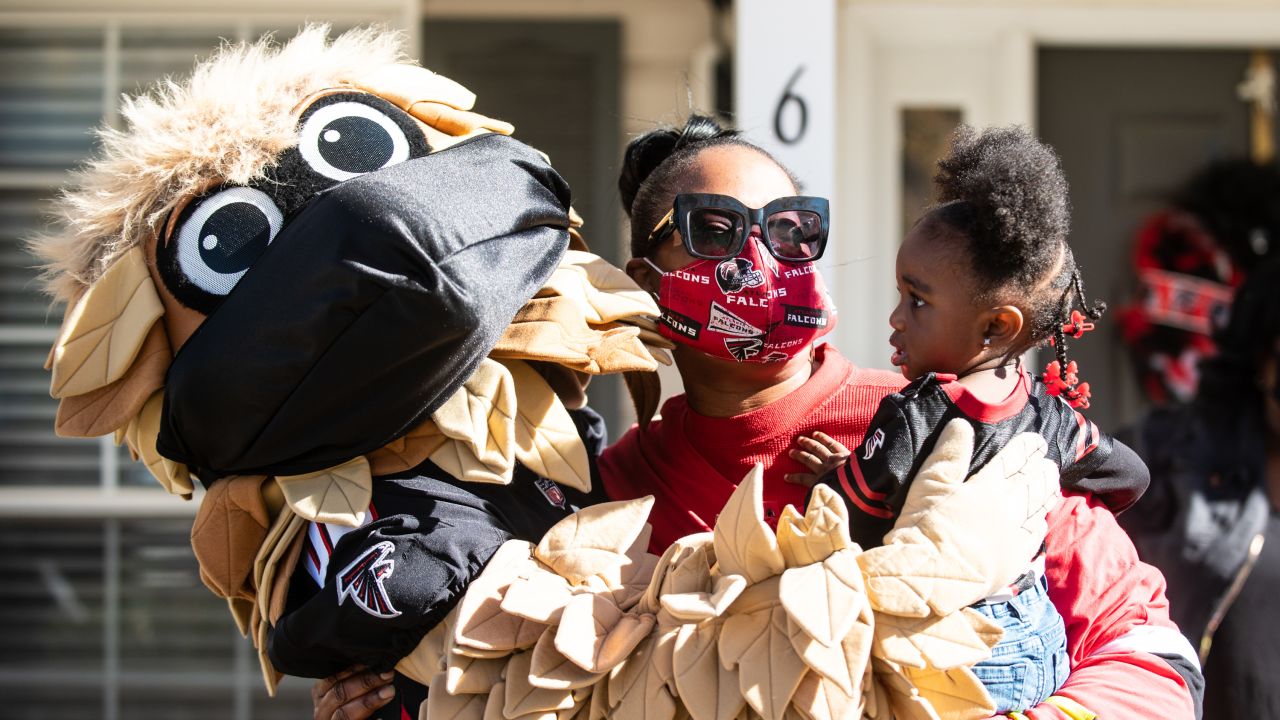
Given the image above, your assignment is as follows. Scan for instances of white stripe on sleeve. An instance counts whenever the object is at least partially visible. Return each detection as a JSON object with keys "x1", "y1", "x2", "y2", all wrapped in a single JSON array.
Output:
[{"x1": 1092, "y1": 624, "x2": 1202, "y2": 671}]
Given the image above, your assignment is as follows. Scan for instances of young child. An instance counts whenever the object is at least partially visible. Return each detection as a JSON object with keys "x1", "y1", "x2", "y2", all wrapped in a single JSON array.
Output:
[{"x1": 790, "y1": 125, "x2": 1149, "y2": 714}]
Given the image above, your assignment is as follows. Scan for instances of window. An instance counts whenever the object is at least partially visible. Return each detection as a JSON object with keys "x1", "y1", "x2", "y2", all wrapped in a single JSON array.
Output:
[{"x1": 0, "y1": 12, "x2": 404, "y2": 719}]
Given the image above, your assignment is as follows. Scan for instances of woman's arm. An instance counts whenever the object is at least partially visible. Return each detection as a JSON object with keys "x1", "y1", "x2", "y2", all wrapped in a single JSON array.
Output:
[{"x1": 1011, "y1": 493, "x2": 1203, "y2": 719}]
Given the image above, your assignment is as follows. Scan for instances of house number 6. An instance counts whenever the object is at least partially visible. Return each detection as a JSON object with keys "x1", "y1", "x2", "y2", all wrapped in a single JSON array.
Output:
[{"x1": 773, "y1": 66, "x2": 808, "y2": 145}]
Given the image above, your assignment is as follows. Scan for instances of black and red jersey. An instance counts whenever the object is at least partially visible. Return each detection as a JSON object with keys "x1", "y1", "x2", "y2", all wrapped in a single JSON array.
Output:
[
  {"x1": 267, "y1": 407, "x2": 610, "y2": 685},
  {"x1": 817, "y1": 370, "x2": 1149, "y2": 551}
]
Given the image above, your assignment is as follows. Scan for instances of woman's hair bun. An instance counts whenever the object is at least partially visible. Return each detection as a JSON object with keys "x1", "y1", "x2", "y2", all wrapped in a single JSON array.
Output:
[{"x1": 618, "y1": 114, "x2": 737, "y2": 216}]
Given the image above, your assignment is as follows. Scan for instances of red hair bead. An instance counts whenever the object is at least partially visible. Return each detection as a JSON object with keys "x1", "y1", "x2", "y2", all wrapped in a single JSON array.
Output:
[
  {"x1": 1062, "y1": 310, "x2": 1096, "y2": 339},
  {"x1": 1043, "y1": 360, "x2": 1091, "y2": 409}
]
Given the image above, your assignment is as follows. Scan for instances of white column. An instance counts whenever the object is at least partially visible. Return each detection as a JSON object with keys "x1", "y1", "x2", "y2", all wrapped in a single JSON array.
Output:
[{"x1": 734, "y1": 0, "x2": 837, "y2": 211}]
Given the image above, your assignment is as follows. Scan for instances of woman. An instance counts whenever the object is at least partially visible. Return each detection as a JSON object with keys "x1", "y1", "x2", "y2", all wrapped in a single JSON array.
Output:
[
  {"x1": 316, "y1": 116, "x2": 1201, "y2": 719},
  {"x1": 1122, "y1": 258, "x2": 1280, "y2": 717},
  {"x1": 600, "y1": 115, "x2": 902, "y2": 551}
]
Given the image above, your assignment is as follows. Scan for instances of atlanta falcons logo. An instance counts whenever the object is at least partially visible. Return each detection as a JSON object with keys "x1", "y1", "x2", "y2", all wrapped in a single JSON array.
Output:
[
  {"x1": 715, "y1": 258, "x2": 765, "y2": 294},
  {"x1": 724, "y1": 337, "x2": 763, "y2": 361},
  {"x1": 335, "y1": 541, "x2": 401, "y2": 619},
  {"x1": 862, "y1": 428, "x2": 885, "y2": 460}
]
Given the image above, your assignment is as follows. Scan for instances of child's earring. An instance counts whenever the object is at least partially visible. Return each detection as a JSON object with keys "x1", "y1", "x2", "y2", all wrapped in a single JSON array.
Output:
[{"x1": 982, "y1": 336, "x2": 991, "y2": 349}]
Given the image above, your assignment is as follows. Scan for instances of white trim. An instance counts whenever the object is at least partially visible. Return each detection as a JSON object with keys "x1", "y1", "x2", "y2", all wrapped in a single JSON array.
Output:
[
  {"x1": 400, "y1": 2, "x2": 420, "y2": 63},
  {"x1": 848, "y1": 4, "x2": 1280, "y2": 48},
  {"x1": 0, "y1": 486, "x2": 200, "y2": 518},
  {"x1": 1000, "y1": 30, "x2": 1036, "y2": 128},
  {"x1": 831, "y1": 9, "x2": 879, "y2": 369},
  {"x1": 0, "y1": 326, "x2": 59, "y2": 343},
  {"x1": 305, "y1": 517, "x2": 368, "y2": 587},
  {"x1": 98, "y1": 436, "x2": 118, "y2": 492},
  {"x1": 0, "y1": 170, "x2": 67, "y2": 189},
  {"x1": 0, "y1": 11, "x2": 406, "y2": 27},
  {"x1": 0, "y1": 668, "x2": 271, "y2": 688}
]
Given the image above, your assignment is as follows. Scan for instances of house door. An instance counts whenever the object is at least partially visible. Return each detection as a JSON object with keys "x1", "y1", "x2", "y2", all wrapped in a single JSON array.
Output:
[
  {"x1": 421, "y1": 20, "x2": 628, "y2": 435},
  {"x1": 1037, "y1": 48, "x2": 1274, "y2": 431}
]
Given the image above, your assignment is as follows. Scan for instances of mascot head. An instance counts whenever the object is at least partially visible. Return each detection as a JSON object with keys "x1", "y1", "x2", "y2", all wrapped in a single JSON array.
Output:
[{"x1": 35, "y1": 25, "x2": 662, "y2": 491}]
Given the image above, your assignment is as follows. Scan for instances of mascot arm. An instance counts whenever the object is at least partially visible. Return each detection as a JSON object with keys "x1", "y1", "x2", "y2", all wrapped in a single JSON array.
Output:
[
  {"x1": 268, "y1": 475, "x2": 515, "y2": 678},
  {"x1": 269, "y1": 408, "x2": 609, "y2": 678}
]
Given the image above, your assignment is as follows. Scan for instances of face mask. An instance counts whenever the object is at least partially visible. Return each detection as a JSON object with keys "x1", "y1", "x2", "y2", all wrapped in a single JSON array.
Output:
[{"x1": 646, "y1": 237, "x2": 836, "y2": 363}]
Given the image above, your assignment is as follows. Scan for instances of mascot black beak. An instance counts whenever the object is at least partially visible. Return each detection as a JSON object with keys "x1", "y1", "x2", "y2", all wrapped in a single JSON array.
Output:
[{"x1": 158, "y1": 134, "x2": 571, "y2": 481}]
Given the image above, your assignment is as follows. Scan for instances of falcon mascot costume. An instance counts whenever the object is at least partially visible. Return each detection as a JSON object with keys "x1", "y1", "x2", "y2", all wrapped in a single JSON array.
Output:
[{"x1": 36, "y1": 26, "x2": 1060, "y2": 720}]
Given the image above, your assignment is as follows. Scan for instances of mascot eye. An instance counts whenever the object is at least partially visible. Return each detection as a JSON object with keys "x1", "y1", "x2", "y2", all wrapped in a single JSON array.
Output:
[
  {"x1": 298, "y1": 101, "x2": 412, "y2": 181},
  {"x1": 174, "y1": 186, "x2": 283, "y2": 297}
]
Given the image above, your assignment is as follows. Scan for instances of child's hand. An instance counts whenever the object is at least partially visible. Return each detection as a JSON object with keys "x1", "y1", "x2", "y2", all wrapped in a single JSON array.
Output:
[{"x1": 786, "y1": 431, "x2": 851, "y2": 488}]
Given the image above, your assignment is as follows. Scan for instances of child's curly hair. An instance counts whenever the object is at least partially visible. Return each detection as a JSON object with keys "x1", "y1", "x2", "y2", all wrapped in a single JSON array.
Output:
[{"x1": 921, "y1": 124, "x2": 1104, "y2": 368}]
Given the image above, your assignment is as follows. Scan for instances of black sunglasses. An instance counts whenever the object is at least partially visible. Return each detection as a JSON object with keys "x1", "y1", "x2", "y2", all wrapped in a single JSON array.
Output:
[{"x1": 647, "y1": 193, "x2": 830, "y2": 262}]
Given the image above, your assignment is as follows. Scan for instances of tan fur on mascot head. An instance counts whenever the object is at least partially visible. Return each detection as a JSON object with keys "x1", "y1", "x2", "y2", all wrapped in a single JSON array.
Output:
[{"x1": 32, "y1": 24, "x2": 1046, "y2": 720}]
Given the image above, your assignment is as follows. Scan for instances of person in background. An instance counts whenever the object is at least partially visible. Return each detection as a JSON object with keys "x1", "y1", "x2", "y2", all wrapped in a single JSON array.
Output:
[
  {"x1": 1116, "y1": 159, "x2": 1280, "y2": 406},
  {"x1": 316, "y1": 114, "x2": 1203, "y2": 720},
  {"x1": 1121, "y1": 257, "x2": 1280, "y2": 718}
]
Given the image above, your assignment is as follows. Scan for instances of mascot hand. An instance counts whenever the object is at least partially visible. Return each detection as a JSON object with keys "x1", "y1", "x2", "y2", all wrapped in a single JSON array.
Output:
[{"x1": 858, "y1": 419, "x2": 1061, "y2": 617}]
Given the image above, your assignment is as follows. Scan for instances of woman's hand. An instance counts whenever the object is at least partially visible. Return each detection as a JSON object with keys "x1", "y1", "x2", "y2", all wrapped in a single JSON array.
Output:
[
  {"x1": 786, "y1": 431, "x2": 850, "y2": 487},
  {"x1": 311, "y1": 666, "x2": 395, "y2": 720}
]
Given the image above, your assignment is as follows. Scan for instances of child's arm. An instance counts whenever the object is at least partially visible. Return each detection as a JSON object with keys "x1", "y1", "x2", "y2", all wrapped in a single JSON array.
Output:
[
  {"x1": 1050, "y1": 400, "x2": 1150, "y2": 514},
  {"x1": 786, "y1": 431, "x2": 850, "y2": 487},
  {"x1": 790, "y1": 394, "x2": 922, "y2": 550},
  {"x1": 1064, "y1": 437, "x2": 1149, "y2": 514}
]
